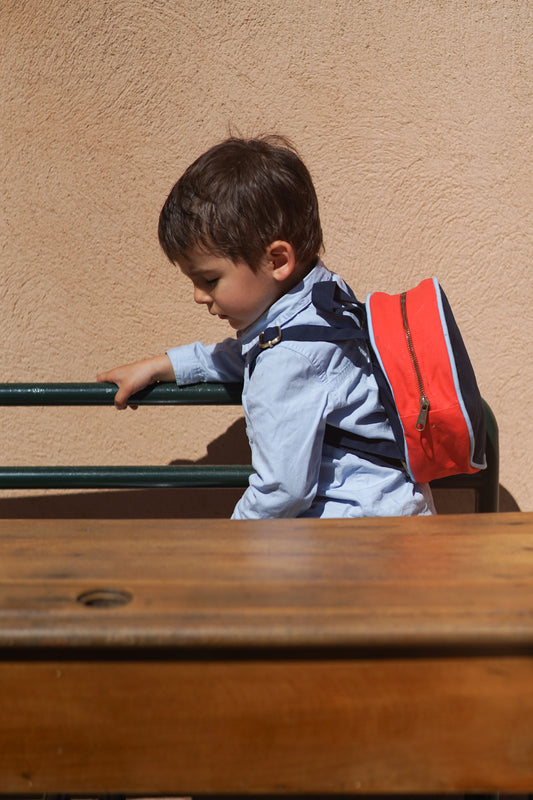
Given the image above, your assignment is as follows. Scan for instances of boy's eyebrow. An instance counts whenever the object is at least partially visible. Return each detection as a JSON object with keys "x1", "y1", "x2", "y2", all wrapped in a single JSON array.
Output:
[
  {"x1": 187, "y1": 263, "x2": 213, "y2": 275},
  {"x1": 180, "y1": 260, "x2": 217, "y2": 278}
]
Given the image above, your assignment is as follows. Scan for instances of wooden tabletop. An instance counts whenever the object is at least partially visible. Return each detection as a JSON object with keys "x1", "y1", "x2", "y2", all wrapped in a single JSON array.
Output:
[
  {"x1": 1, "y1": 511, "x2": 532, "y2": 656},
  {"x1": 2, "y1": 512, "x2": 533, "y2": 795}
]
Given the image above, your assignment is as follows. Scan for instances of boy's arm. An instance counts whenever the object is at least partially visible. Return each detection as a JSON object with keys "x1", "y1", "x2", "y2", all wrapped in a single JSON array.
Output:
[
  {"x1": 97, "y1": 354, "x2": 174, "y2": 410},
  {"x1": 166, "y1": 338, "x2": 245, "y2": 385},
  {"x1": 98, "y1": 337, "x2": 245, "y2": 410}
]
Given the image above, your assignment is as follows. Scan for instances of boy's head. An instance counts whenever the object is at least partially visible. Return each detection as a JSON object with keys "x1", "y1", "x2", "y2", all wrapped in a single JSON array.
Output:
[{"x1": 158, "y1": 135, "x2": 323, "y2": 272}]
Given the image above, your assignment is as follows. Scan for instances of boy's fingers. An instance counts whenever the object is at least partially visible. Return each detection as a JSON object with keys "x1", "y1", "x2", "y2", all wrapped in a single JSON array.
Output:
[
  {"x1": 113, "y1": 387, "x2": 130, "y2": 410},
  {"x1": 97, "y1": 371, "x2": 116, "y2": 384},
  {"x1": 115, "y1": 382, "x2": 143, "y2": 411}
]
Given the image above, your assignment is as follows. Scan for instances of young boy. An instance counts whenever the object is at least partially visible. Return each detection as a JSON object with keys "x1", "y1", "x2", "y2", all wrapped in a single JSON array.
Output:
[{"x1": 97, "y1": 136, "x2": 435, "y2": 519}]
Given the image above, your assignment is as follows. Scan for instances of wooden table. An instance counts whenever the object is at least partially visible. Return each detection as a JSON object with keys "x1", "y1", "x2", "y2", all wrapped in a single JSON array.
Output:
[{"x1": 0, "y1": 512, "x2": 532, "y2": 796}]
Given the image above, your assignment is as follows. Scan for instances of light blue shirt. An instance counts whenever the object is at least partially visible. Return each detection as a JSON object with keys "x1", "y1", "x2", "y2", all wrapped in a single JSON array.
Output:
[{"x1": 166, "y1": 262, "x2": 435, "y2": 519}]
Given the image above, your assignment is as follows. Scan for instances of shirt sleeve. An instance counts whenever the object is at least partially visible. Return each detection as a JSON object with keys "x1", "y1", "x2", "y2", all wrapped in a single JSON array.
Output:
[
  {"x1": 166, "y1": 338, "x2": 245, "y2": 385},
  {"x1": 232, "y1": 344, "x2": 331, "y2": 519}
]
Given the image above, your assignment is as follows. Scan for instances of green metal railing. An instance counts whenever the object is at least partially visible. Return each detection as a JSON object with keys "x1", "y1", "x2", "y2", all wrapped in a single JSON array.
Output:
[
  {"x1": 0, "y1": 383, "x2": 499, "y2": 511},
  {"x1": 0, "y1": 382, "x2": 252, "y2": 490},
  {"x1": 0, "y1": 381, "x2": 243, "y2": 406}
]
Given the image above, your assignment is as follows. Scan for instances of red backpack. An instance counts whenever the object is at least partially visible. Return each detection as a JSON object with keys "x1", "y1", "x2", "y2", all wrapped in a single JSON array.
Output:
[
  {"x1": 365, "y1": 277, "x2": 486, "y2": 482},
  {"x1": 249, "y1": 277, "x2": 486, "y2": 484}
]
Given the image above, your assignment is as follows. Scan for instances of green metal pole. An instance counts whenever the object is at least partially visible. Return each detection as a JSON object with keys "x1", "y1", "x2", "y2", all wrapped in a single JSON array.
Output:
[
  {"x1": 0, "y1": 465, "x2": 253, "y2": 490},
  {"x1": 0, "y1": 382, "x2": 243, "y2": 406}
]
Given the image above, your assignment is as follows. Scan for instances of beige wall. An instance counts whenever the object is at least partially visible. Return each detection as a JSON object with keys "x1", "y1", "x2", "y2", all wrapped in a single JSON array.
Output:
[{"x1": 1, "y1": 0, "x2": 532, "y2": 513}]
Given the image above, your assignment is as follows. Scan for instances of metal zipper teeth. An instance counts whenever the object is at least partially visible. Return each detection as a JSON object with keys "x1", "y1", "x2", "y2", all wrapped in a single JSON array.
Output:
[{"x1": 400, "y1": 292, "x2": 430, "y2": 431}]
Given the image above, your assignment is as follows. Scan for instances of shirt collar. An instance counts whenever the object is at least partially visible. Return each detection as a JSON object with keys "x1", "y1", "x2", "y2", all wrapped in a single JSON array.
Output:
[{"x1": 238, "y1": 259, "x2": 331, "y2": 353}]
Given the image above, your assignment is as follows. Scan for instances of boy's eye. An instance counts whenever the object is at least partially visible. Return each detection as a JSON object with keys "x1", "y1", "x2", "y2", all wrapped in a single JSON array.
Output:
[{"x1": 205, "y1": 277, "x2": 218, "y2": 287}]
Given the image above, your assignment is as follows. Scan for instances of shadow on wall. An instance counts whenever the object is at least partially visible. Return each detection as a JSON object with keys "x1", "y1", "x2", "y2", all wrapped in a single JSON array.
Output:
[{"x1": 0, "y1": 418, "x2": 520, "y2": 519}]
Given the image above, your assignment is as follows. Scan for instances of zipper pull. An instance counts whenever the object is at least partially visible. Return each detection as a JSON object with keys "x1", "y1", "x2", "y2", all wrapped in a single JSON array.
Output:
[{"x1": 416, "y1": 396, "x2": 430, "y2": 431}]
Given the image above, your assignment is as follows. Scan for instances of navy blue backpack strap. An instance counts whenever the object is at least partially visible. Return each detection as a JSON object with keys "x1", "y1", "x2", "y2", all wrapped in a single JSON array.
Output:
[
  {"x1": 323, "y1": 425, "x2": 405, "y2": 470},
  {"x1": 311, "y1": 280, "x2": 368, "y2": 328}
]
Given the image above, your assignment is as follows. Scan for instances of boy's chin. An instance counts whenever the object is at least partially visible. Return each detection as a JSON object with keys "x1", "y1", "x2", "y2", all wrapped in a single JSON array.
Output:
[{"x1": 223, "y1": 317, "x2": 242, "y2": 330}]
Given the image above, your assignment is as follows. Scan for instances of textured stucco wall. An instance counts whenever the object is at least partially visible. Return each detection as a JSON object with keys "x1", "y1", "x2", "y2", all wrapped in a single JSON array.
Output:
[{"x1": 1, "y1": 0, "x2": 532, "y2": 512}]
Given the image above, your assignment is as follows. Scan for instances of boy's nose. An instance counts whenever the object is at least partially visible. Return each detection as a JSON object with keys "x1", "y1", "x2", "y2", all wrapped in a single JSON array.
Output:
[{"x1": 193, "y1": 286, "x2": 211, "y2": 304}]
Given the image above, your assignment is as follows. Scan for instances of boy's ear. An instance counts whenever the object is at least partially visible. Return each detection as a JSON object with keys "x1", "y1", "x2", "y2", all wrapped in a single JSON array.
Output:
[{"x1": 267, "y1": 240, "x2": 296, "y2": 282}]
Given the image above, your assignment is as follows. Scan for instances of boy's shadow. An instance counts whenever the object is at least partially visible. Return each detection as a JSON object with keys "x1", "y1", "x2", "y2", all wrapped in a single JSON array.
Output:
[
  {"x1": 170, "y1": 417, "x2": 251, "y2": 467},
  {"x1": 0, "y1": 419, "x2": 251, "y2": 520}
]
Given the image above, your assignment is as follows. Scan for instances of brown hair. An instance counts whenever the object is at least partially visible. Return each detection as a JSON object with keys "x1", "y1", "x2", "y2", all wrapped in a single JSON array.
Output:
[{"x1": 158, "y1": 135, "x2": 323, "y2": 270}]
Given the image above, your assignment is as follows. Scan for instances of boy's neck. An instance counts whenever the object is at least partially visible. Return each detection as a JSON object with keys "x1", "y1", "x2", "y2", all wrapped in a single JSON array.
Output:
[{"x1": 283, "y1": 257, "x2": 319, "y2": 294}]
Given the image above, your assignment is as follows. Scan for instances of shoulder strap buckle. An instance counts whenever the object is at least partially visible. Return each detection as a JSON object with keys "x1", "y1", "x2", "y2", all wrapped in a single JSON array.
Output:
[{"x1": 258, "y1": 326, "x2": 282, "y2": 349}]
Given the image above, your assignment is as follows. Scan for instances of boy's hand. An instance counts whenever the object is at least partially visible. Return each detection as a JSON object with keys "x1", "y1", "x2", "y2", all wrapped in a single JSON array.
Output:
[{"x1": 97, "y1": 354, "x2": 174, "y2": 410}]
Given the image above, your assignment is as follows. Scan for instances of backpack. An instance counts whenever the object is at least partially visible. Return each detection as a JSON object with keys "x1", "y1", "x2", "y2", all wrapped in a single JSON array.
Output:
[{"x1": 249, "y1": 276, "x2": 486, "y2": 484}]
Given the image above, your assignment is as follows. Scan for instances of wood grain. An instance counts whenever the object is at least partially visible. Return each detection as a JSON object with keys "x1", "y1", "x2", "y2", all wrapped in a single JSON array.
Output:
[
  {"x1": 0, "y1": 513, "x2": 532, "y2": 652},
  {"x1": 0, "y1": 513, "x2": 532, "y2": 794},
  {"x1": 2, "y1": 656, "x2": 533, "y2": 795}
]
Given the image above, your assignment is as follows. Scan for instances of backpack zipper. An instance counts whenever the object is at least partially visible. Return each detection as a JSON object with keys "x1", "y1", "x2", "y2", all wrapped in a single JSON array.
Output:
[{"x1": 400, "y1": 292, "x2": 430, "y2": 431}]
